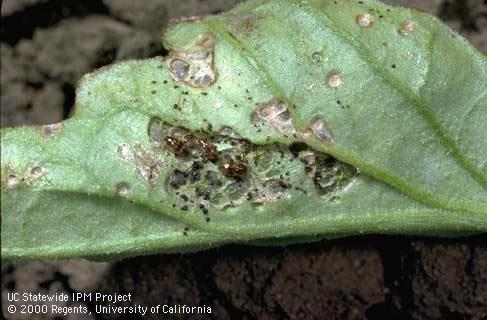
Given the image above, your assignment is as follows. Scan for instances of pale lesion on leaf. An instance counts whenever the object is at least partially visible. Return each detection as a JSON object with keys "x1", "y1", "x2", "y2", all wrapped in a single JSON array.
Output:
[
  {"x1": 252, "y1": 98, "x2": 296, "y2": 136},
  {"x1": 117, "y1": 143, "x2": 163, "y2": 186},
  {"x1": 37, "y1": 122, "x2": 64, "y2": 138}
]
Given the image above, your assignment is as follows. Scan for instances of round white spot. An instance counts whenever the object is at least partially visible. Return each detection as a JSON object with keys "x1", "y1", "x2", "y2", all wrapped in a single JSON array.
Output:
[
  {"x1": 356, "y1": 13, "x2": 374, "y2": 28},
  {"x1": 326, "y1": 70, "x2": 343, "y2": 89},
  {"x1": 29, "y1": 166, "x2": 43, "y2": 179},
  {"x1": 6, "y1": 174, "x2": 19, "y2": 189}
]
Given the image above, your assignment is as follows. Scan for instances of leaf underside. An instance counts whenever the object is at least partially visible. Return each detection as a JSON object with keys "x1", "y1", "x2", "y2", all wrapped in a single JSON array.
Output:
[{"x1": 1, "y1": 0, "x2": 486, "y2": 261}]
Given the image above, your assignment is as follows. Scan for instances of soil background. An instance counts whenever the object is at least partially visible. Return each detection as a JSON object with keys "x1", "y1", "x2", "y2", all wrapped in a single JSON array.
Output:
[{"x1": 1, "y1": 0, "x2": 487, "y2": 319}]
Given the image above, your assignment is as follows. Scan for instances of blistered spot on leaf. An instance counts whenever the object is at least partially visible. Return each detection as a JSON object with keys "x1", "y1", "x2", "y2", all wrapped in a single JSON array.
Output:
[
  {"x1": 311, "y1": 51, "x2": 327, "y2": 64},
  {"x1": 356, "y1": 13, "x2": 374, "y2": 28},
  {"x1": 399, "y1": 20, "x2": 415, "y2": 35},
  {"x1": 252, "y1": 99, "x2": 296, "y2": 136},
  {"x1": 166, "y1": 32, "x2": 217, "y2": 88},
  {"x1": 27, "y1": 166, "x2": 44, "y2": 184},
  {"x1": 38, "y1": 123, "x2": 63, "y2": 137},
  {"x1": 116, "y1": 181, "x2": 131, "y2": 198},
  {"x1": 325, "y1": 70, "x2": 343, "y2": 89}
]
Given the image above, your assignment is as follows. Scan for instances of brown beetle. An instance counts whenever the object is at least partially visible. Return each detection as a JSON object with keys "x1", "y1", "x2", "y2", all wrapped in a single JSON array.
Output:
[
  {"x1": 195, "y1": 136, "x2": 218, "y2": 161},
  {"x1": 164, "y1": 135, "x2": 189, "y2": 157},
  {"x1": 219, "y1": 160, "x2": 248, "y2": 178}
]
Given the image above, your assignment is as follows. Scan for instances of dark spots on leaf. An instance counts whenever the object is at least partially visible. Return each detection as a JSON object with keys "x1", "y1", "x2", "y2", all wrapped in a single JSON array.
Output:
[
  {"x1": 169, "y1": 58, "x2": 191, "y2": 81},
  {"x1": 169, "y1": 169, "x2": 187, "y2": 189},
  {"x1": 288, "y1": 142, "x2": 308, "y2": 157},
  {"x1": 205, "y1": 170, "x2": 223, "y2": 187},
  {"x1": 166, "y1": 33, "x2": 217, "y2": 88}
]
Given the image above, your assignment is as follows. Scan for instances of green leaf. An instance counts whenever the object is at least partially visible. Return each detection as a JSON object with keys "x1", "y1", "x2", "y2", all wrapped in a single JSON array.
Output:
[{"x1": 2, "y1": 0, "x2": 486, "y2": 261}]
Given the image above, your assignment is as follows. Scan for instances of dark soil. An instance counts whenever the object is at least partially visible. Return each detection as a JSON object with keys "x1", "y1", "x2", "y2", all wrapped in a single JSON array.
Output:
[{"x1": 1, "y1": 1, "x2": 486, "y2": 319}]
